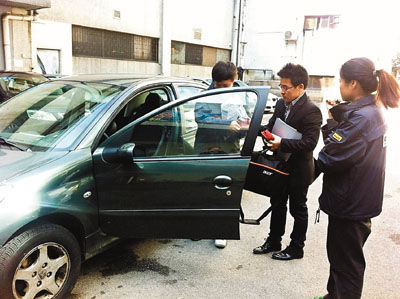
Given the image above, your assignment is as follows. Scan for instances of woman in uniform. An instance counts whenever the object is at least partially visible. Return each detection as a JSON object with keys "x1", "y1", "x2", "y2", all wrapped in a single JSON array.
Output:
[{"x1": 316, "y1": 57, "x2": 400, "y2": 299}]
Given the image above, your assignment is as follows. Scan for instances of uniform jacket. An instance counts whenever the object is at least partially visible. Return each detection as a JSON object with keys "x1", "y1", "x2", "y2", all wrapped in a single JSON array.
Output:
[
  {"x1": 317, "y1": 95, "x2": 386, "y2": 220},
  {"x1": 261, "y1": 93, "x2": 322, "y2": 187}
]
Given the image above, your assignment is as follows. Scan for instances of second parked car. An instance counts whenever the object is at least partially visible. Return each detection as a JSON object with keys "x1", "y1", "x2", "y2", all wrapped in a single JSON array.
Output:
[{"x1": 0, "y1": 71, "x2": 48, "y2": 103}]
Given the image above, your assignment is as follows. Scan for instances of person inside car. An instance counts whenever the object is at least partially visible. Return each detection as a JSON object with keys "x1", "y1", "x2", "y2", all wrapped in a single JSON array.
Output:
[{"x1": 194, "y1": 61, "x2": 249, "y2": 248}]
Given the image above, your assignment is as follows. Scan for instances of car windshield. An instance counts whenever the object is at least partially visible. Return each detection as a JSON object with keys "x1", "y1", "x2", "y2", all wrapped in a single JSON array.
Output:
[
  {"x1": 0, "y1": 73, "x2": 48, "y2": 96},
  {"x1": 0, "y1": 81, "x2": 125, "y2": 151}
]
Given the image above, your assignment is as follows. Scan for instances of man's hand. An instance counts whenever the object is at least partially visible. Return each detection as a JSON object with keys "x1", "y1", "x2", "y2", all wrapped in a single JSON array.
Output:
[
  {"x1": 229, "y1": 120, "x2": 241, "y2": 132},
  {"x1": 267, "y1": 133, "x2": 281, "y2": 151},
  {"x1": 237, "y1": 117, "x2": 250, "y2": 130}
]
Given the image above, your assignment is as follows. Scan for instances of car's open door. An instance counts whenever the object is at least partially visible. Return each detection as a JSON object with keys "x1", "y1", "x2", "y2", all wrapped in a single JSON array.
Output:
[{"x1": 92, "y1": 87, "x2": 269, "y2": 240}]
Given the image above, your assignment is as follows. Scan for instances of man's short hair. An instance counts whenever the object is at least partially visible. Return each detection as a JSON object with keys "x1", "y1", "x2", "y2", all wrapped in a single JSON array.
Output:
[
  {"x1": 277, "y1": 63, "x2": 309, "y2": 89},
  {"x1": 212, "y1": 61, "x2": 237, "y2": 82}
]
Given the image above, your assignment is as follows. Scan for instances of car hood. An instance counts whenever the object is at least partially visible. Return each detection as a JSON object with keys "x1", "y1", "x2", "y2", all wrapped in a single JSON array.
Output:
[{"x1": 0, "y1": 149, "x2": 66, "y2": 182}]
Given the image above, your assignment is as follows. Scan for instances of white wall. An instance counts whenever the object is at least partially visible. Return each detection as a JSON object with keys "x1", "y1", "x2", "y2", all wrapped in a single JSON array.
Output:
[
  {"x1": 38, "y1": 0, "x2": 162, "y2": 38},
  {"x1": 242, "y1": 0, "x2": 397, "y2": 76},
  {"x1": 171, "y1": 64, "x2": 212, "y2": 78},
  {"x1": 34, "y1": 0, "x2": 234, "y2": 76},
  {"x1": 31, "y1": 20, "x2": 73, "y2": 75},
  {"x1": 167, "y1": 0, "x2": 234, "y2": 49},
  {"x1": 72, "y1": 57, "x2": 160, "y2": 74}
]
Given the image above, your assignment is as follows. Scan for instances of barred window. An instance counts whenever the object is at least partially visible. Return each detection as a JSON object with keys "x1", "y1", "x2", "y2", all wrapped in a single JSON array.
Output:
[
  {"x1": 185, "y1": 44, "x2": 203, "y2": 65},
  {"x1": 103, "y1": 30, "x2": 134, "y2": 60},
  {"x1": 171, "y1": 41, "x2": 185, "y2": 64},
  {"x1": 72, "y1": 25, "x2": 158, "y2": 62},
  {"x1": 72, "y1": 26, "x2": 103, "y2": 57},
  {"x1": 171, "y1": 41, "x2": 231, "y2": 67},
  {"x1": 304, "y1": 15, "x2": 340, "y2": 31},
  {"x1": 134, "y1": 35, "x2": 158, "y2": 61}
]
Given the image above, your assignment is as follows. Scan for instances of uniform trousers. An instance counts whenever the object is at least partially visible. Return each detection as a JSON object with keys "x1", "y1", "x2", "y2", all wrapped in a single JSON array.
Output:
[
  {"x1": 326, "y1": 216, "x2": 371, "y2": 299},
  {"x1": 268, "y1": 184, "x2": 309, "y2": 249}
]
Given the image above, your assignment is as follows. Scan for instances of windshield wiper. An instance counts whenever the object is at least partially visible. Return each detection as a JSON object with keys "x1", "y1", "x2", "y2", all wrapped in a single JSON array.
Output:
[{"x1": 0, "y1": 137, "x2": 29, "y2": 151}]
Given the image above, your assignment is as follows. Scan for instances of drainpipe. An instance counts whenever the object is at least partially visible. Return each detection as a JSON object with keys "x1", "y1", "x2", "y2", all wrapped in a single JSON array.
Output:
[
  {"x1": 2, "y1": 11, "x2": 38, "y2": 71},
  {"x1": 231, "y1": 0, "x2": 240, "y2": 65}
]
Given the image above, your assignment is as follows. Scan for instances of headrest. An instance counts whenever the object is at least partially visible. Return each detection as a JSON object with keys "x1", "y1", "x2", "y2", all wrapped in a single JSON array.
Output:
[{"x1": 144, "y1": 93, "x2": 161, "y2": 109}]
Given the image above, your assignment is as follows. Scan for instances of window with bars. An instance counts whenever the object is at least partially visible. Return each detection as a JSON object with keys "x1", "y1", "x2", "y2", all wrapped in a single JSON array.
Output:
[
  {"x1": 72, "y1": 25, "x2": 158, "y2": 62},
  {"x1": 304, "y1": 15, "x2": 340, "y2": 31},
  {"x1": 185, "y1": 44, "x2": 203, "y2": 65},
  {"x1": 171, "y1": 41, "x2": 230, "y2": 67}
]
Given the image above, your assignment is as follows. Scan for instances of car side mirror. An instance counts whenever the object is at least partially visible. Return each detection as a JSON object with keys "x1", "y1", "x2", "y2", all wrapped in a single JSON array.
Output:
[{"x1": 102, "y1": 143, "x2": 135, "y2": 164}]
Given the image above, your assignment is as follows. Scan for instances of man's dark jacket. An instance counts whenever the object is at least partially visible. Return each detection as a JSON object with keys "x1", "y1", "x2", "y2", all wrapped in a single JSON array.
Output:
[
  {"x1": 261, "y1": 93, "x2": 322, "y2": 187},
  {"x1": 316, "y1": 95, "x2": 386, "y2": 220}
]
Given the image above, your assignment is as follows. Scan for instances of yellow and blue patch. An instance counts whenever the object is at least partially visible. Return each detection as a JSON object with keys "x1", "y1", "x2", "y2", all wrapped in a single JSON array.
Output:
[{"x1": 332, "y1": 133, "x2": 342, "y2": 142}]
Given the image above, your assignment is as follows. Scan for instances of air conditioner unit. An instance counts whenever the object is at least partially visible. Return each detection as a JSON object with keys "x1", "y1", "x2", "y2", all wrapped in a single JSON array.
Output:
[{"x1": 284, "y1": 30, "x2": 298, "y2": 41}]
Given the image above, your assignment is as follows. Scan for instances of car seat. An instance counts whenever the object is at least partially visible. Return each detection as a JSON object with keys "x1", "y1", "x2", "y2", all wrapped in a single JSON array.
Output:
[{"x1": 135, "y1": 93, "x2": 162, "y2": 119}]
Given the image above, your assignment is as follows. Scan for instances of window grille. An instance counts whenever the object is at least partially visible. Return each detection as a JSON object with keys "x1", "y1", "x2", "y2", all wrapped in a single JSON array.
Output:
[
  {"x1": 171, "y1": 41, "x2": 231, "y2": 67},
  {"x1": 103, "y1": 30, "x2": 134, "y2": 60},
  {"x1": 185, "y1": 43, "x2": 203, "y2": 65},
  {"x1": 72, "y1": 25, "x2": 158, "y2": 62}
]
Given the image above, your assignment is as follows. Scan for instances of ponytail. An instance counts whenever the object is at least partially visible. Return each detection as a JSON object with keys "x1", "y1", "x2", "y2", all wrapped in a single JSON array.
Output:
[
  {"x1": 340, "y1": 57, "x2": 400, "y2": 109},
  {"x1": 375, "y1": 69, "x2": 400, "y2": 108}
]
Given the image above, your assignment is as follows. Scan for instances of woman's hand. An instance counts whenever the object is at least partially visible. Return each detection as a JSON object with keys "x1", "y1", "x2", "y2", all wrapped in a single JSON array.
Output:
[{"x1": 325, "y1": 100, "x2": 340, "y2": 119}]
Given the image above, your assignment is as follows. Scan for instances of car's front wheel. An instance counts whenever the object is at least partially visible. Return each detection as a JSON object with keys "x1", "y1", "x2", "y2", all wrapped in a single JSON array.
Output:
[{"x1": 0, "y1": 223, "x2": 81, "y2": 299}]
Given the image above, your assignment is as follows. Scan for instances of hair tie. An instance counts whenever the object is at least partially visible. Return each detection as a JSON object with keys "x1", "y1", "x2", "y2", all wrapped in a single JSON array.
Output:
[{"x1": 373, "y1": 70, "x2": 378, "y2": 77}]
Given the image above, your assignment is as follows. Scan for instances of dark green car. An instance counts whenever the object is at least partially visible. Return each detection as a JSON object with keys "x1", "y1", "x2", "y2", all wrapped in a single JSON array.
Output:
[{"x1": 0, "y1": 74, "x2": 268, "y2": 298}]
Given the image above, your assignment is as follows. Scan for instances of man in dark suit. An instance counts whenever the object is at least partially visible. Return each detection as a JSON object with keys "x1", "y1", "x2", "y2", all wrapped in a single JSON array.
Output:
[{"x1": 253, "y1": 63, "x2": 322, "y2": 260}]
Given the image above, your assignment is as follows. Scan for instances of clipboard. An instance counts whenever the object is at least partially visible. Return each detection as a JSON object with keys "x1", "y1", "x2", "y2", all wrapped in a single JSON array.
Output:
[
  {"x1": 272, "y1": 118, "x2": 302, "y2": 140},
  {"x1": 271, "y1": 118, "x2": 302, "y2": 161}
]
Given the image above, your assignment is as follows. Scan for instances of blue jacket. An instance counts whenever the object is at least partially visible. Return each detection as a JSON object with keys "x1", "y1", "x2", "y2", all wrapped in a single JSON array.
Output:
[{"x1": 317, "y1": 95, "x2": 387, "y2": 220}]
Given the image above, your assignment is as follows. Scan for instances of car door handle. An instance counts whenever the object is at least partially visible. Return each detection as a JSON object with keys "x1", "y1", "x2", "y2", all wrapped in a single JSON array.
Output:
[{"x1": 213, "y1": 175, "x2": 232, "y2": 190}]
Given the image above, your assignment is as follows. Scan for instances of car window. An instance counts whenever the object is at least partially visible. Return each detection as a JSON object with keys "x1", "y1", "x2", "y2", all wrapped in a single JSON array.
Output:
[
  {"x1": 100, "y1": 88, "x2": 171, "y2": 144},
  {"x1": 130, "y1": 91, "x2": 258, "y2": 158},
  {"x1": 176, "y1": 86, "x2": 205, "y2": 98},
  {"x1": 0, "y1": 81, "x2": 125, "y2": 151}
]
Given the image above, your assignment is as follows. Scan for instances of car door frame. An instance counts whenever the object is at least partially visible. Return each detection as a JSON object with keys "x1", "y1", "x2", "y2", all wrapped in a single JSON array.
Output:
[{"x1": 91, "y1": 86, "x2": 269, "y2": 239}]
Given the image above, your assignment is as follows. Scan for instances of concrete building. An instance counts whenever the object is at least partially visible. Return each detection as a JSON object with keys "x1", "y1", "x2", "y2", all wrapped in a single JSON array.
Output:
[
  {"x1": 2, "y1": 0, "x2": 396, "y2": 102},
  {"x1": 239, "y1": 0, "x2": 397, "y2": 100},
  {"x1": 0, "y1": 0, "x2": 237, "y2": 78}
]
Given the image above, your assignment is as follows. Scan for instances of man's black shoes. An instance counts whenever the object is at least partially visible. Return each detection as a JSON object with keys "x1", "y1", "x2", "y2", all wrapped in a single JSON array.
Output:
[
  {"x1": 253, "y1": 240, "x2": 281, "y2": 254},
  {"x1": 271, "y1": 246, "x2": 304, "y2": 260}
]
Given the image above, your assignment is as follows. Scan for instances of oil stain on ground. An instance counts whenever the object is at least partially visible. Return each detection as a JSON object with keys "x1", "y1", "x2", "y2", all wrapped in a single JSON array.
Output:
[{"x1": 99, "y1": 246, "x2": 174, "y2": 277}]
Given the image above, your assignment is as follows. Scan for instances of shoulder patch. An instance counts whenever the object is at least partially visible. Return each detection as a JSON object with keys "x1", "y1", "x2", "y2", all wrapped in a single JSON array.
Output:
[{"x1": 332, "y1": 132, "x2": 342, "y2": 141}]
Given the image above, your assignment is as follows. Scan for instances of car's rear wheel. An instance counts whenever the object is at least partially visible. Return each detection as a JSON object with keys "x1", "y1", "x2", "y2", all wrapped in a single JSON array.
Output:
[{"x1": 0, "y1": 223, "x2": 81, "y2": 299}]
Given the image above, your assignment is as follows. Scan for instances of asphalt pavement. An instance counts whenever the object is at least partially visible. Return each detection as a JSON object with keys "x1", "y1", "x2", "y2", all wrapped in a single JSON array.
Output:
[{"x1": 69, "y1": 108, "x2": 400, "y2": 299}]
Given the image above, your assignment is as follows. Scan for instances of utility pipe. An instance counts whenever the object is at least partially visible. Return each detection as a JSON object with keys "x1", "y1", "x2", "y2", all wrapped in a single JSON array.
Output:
[
  {"x1": 231, "y1": 0, "x2": 240, "y2": 64},
  {"x1": 2, "y1": 12, "x2": 38, "y2": 70}
]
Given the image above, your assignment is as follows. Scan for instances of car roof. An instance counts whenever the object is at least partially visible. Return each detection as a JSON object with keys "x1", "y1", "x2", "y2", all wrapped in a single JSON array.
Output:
[{"x1": 56, "y1": 74, "x2": 209, "y2": 88}]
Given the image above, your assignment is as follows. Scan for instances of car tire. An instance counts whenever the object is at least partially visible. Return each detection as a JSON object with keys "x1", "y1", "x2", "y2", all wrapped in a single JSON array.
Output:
[{"x1": 0, "y1": 223, "x2": 81, "y2": 299}]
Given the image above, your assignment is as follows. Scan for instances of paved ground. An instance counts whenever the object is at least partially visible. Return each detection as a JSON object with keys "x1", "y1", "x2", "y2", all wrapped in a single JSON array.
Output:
[{"x1": 69, "y1": 108, "x2": 400, "y2": 299}]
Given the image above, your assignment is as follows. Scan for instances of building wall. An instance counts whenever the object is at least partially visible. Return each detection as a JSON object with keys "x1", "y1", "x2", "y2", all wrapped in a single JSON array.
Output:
[
  {"x1": 171, "y1": 64, "x2": 212, "y2": 79},
  {"x1": 72, "y1": 57, "x2": 160, "y2": 74},
  {"x1": 32, "y1": 0, "x2": 234, "y2": 76},
  {"x1": 31, "y1": 20, "x2": 72, "y2": 74},
  {"x1": 0, "y1": 6, "x2": 34, "y2": 71},
  {"x1": 37, "y1": 0, "x2": 161, "y2": 38},
  {"x1": 9, "y1": 18, "x2": 32, "y2": 71},
  {"x1": 242, "y1": 0, "x2": 394, "y2": 77},
  {"x1": 167, "y1": 0, "x2": 233, "y2": 50}
]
